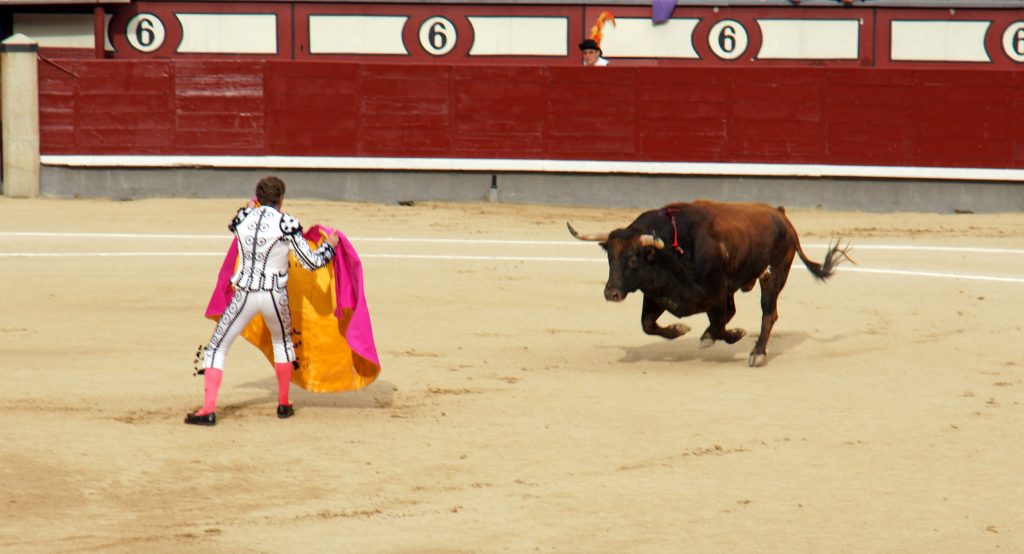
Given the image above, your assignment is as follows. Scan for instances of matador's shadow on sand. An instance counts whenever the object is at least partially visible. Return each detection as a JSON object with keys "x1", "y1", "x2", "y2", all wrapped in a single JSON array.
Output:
[{"x1": 222, "y1": 377, "x2": 396, "y2": 414}]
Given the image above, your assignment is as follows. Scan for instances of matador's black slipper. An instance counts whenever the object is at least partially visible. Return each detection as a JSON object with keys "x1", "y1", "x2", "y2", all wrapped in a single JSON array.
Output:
[
  {"x1": 277, "y1": 404, "x2": 294, "y2": 419},
  {"x1": 184, "y1": 412, "x2": 217, "y2": 426}
]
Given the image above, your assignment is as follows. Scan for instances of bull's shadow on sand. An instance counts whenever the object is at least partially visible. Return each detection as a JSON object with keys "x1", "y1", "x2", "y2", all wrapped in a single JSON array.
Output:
[
  {"x1": 221, "y1": 377, "x2": 396, "y2": 415},
  {"x1": 616, "y1": 331, "x2": 812, "y2": 366}
]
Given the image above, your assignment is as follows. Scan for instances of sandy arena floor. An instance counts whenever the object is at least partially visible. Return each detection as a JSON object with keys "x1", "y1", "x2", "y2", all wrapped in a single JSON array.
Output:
[{"x1": 0, "y1": 197, "x2": 1022, "y2": 553}]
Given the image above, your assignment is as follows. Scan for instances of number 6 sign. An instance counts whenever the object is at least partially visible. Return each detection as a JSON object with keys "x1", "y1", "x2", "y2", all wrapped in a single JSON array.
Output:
[
  {"x1": 126, "y1": 13, "x2": 166, "y2": 53},
  {"x1": 419, "y1": 16, "x2": 457, "y2": 56},
  {"x1": 708, "y1": 20, "x2": 748, "y2": 61},
  {"x1": 1003, "y1": 22, "x2": 1024, "y2": 63}
]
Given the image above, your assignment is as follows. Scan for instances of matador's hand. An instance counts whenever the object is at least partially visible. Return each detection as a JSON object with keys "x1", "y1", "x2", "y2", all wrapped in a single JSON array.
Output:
[{"x1": 325, "y1": 234, "x2": 340, "y2": 248}]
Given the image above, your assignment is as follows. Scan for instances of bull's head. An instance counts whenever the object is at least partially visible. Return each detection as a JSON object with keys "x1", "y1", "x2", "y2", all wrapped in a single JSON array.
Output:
[{"x1": 567, "y1": 222, "x2": 665, "y2": 302}]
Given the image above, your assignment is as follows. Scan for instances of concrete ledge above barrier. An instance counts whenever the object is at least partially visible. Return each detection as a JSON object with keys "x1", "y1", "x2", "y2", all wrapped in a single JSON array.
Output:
[
  {"x1": 40, "y1": 155, "x2": 1024, "y2": 183},
  {"x1": 39, "y1": 162, "x2": 1024, "y2": 214}
]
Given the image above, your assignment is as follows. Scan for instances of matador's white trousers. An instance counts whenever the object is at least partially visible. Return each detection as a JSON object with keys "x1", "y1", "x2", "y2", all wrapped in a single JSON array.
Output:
[{"x1": 203, "y1": 288, "x2": 296, "y2": 370}]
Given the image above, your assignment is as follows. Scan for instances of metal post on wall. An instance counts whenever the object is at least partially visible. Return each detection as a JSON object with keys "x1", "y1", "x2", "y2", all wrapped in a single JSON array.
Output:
[
  {"x1": 1, "y1": 33, "x2": 40, "y2": 198},
  {"x1": 94, "y1": 7, "x2": 107, "y2": 60}
]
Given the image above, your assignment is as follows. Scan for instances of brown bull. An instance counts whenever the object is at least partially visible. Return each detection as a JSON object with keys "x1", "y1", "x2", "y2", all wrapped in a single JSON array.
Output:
[{"x1": 568, "y1": 200, "x2": 851, "y2": 366}]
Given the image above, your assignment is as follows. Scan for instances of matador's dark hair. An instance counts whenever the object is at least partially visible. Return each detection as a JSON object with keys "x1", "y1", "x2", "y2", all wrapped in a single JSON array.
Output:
[{"x1": 255, "y1": 176, "x2": 286, "y2": 207}]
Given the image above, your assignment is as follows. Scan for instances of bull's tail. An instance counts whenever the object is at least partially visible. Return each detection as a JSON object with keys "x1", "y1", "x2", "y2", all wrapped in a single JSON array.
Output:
[{"x1": 796, "y1": 239, "x2": 854, "y2": 282}]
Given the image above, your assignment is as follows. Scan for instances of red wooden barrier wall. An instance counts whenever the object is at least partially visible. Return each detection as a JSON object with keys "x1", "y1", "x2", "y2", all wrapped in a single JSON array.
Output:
[{"x1": 38, "y1": 59, "x2": 1024, "y2": 169}]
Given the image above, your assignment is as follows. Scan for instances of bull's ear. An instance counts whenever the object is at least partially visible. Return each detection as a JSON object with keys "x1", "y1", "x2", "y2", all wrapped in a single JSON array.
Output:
[
  {"x1": 644, "y1": 247, "x2": 657, "y2": 261},
  {"x1": 599, "y1": 242, "x2": 608, "y2": 251}
]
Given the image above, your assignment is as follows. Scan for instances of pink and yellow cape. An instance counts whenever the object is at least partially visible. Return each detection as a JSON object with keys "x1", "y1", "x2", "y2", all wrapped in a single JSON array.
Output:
[{"x1": 204, "y1": 225, "x2": 381, "y2": 392}]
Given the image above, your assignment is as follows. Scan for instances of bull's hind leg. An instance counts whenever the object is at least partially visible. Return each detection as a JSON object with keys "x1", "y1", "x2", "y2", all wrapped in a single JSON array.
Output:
[
  {"x1": 700, "y1": 294, "x2": 746, "y2": 348},
  {"x1": 641, "y1": 296, "x2": 690, "y2": 339},
  {"x1": 749, "y1": 259, "x2": 794, "y2": 367}
]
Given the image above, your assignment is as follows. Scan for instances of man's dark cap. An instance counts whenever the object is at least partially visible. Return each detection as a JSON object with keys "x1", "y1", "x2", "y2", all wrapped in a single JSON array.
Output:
[{"x1": 578, "y1": 39, "x2": 601, "y2": 52}]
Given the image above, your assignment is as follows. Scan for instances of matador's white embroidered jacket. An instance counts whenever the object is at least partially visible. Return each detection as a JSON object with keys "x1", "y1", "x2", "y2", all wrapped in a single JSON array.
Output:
[{"x1": 227, "y1": 205, "x2": 336, "y2": 292}]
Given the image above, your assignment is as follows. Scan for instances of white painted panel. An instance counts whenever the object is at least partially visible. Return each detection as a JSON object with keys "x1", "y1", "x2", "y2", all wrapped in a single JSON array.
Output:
[
  {"x1": 13, "y1": 13, "x2": 93, "y2": 48},
  {"x1": 599, "y1": 18, "x2": 699, "y2": 59},
  {"x1": 890, "y1": 20, "x2": 991, "y2": 62},
  {"x1": 757, "y1": 19, "x2": 860, "y2": 59},
  {"x1": 309, "y1": 15, "x2": 408, "y2": 55},
  {"x1": 467, "y1": 17, "x2": 567, "y2": 56},
  {"x1": 176, "y1": 14, "x2": 277, "y2": 54},
  {"x1": 104, "y1": 14, "x2": 114, "y2": 52}
]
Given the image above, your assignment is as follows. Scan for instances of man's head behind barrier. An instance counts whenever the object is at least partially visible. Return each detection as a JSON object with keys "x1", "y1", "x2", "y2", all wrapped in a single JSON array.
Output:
[{"x1": 256, "y1": 176, "x2": 286, "y2": 207}]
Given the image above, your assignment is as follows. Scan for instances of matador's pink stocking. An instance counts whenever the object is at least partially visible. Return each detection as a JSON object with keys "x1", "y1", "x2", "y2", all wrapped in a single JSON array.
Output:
[
  {"x1": 275, "y1": 363, "x2": 293, "y2": 406},
  {"x1": 196, "y1": 368, "x2": 223, "y2": 416}
]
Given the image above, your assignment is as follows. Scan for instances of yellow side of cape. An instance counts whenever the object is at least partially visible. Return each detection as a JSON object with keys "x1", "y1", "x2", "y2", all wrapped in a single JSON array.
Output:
[{"x1": 240, "y1": 245, "x2": 380, "y2": 393}]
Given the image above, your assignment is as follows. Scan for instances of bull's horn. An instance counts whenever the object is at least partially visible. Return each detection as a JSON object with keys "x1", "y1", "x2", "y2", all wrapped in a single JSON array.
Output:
[
  {"x1": 639, "y1": 234, "x2": 665, "y2": 249},
  {"x1": 566, "y1": 222, "x2": 608, "y2": 242}
]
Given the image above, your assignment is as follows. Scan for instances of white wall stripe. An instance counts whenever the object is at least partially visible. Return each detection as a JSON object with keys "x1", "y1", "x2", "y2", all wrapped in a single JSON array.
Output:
[
  {"x1": 467, "y1": 17, "x2": 568, "y2": 56},
  {"x1": 39, "y1": 155, "x2": 1024, "y2": 183},
  {"x1": 890, "y1": 20, "x2": 991, "y2": 63},
  {"x1": 599, "y1": 18, "x2": 700, "y2": 59},
  {"x1": 176, "y1": 13, "x2": 278, "y2": 55},
  {"x1": 757, "y1": 19, "x2": 860, "y2": 60},
  {"x1": 13, "y1": 13, "x2": 94, "y2": 48},
  {"x1": 309, "y1": 15, "x2": 408, "y2": 55}
]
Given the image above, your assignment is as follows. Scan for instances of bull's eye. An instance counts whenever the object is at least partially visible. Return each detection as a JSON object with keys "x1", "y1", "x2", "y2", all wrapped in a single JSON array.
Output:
[{"x1": 627, "y1": 254, "x2": 640, "y2": 268}]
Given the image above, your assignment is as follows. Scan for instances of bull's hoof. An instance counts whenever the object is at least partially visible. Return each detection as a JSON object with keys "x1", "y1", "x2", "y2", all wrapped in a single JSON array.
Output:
[
  {"x1": 723, "y1": 328, "x2": 747, "y2": 344},
  {"x1": 699, "y1": 334, "x2": 715, "y2": 349},
  {"x1": 667, "y1": 323, "x2": 691, "y2": 338},
  {"x1": 748, "y1": 351, "x2": 768, "y2": 367}
]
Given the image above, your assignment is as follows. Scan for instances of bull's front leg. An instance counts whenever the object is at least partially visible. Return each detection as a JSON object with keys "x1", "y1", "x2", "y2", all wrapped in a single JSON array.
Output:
[
  {"x1": 699, "y1": 294, "x2": 746, "y2": 348},
  {"x1": 641, "y1": 295, "x2": 690, "y2": 339}
]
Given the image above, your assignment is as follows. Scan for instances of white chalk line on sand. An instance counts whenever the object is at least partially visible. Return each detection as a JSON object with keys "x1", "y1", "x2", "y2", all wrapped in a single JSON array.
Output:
[
  {"x1": 2, "y1": 251, "x2": 1024, "y2": 284},
  {"x1": 1, "y1": 231, "x2": 1024, "y2": 255}
]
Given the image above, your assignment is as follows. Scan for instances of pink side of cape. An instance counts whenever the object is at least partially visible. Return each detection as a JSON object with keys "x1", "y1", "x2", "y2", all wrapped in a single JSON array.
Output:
[
  {"x1": 204, "y1": 225, "x2": 380, "y2": 367},
  {"x1": 204, "y1": 238, "x2": 238, "y2": 319}
]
